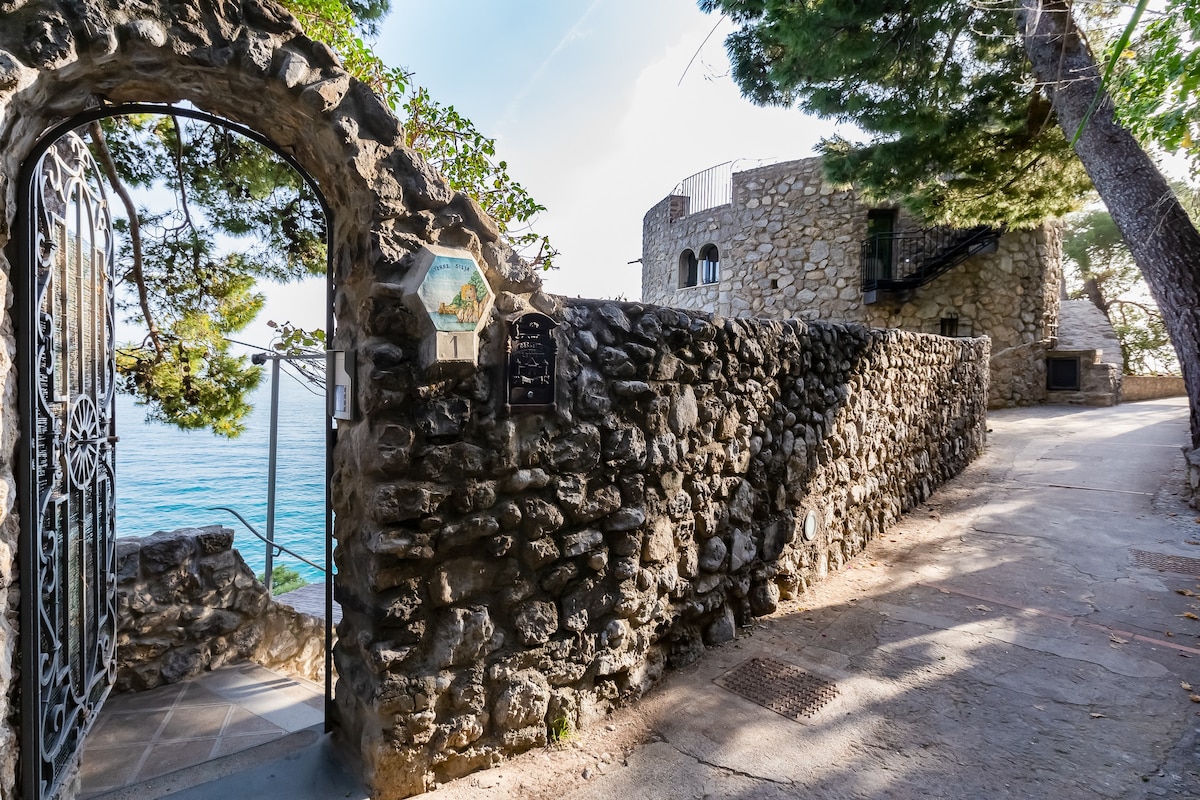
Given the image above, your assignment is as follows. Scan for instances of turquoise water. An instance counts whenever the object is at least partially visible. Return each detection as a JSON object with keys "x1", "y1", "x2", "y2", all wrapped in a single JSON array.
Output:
[{"x1": 114, "y1": 378, "x2": 329, "y2": 583}]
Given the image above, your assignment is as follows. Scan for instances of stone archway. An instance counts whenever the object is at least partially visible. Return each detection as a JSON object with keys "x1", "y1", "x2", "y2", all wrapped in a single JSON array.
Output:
[{"x1": 0, "y1": 2, "x2": 537, "y2": 798}]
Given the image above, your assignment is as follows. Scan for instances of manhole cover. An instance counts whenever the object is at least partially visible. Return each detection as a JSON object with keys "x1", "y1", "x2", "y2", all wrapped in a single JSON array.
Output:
[
  {"x1": 713, "y1": 657, "x2": 838, "y2": 721},
  {"x1": 1131, "y1": 550, "x2": 1200, "y2": 577}
]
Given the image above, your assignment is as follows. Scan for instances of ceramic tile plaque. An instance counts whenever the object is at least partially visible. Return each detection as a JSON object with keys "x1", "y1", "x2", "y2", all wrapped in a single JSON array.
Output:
[{"x1": 401, "y1": 245, "x2": 495, "y2": 369}]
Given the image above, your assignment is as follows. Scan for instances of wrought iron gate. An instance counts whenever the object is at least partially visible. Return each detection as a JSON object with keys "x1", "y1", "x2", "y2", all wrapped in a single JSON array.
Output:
[{"x1": 19, "y1": 129, "x2": 117, "y2": 800}]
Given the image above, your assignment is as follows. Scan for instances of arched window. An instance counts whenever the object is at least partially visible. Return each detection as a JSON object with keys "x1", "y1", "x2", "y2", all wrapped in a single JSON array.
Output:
[
  {"x1": 699, "y1": 244, "x2": 719, "y2": 284},
  {"x1": 679, "y1": 249, "x2": 698, "y2": 288}
]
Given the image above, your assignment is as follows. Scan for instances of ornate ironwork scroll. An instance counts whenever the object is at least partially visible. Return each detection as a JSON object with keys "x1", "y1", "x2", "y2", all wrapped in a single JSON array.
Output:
[{"x1": 20, "y1": 130, "x2": 117, "y2": 800}]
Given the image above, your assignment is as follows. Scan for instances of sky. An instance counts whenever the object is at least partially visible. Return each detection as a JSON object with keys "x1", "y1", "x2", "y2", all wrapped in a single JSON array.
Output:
[
  {"x1": 253, "y1": 0, "x2": 848, "y2": 337},
  {"x1": 376, "y1": 0, "x2": 846, "y2": 298}
]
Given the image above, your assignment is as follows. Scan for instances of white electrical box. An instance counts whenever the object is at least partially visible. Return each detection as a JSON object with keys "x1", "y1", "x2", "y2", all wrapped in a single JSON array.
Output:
[{"x1": 327, "y1": 349, "x2": 355, "y2": 421}]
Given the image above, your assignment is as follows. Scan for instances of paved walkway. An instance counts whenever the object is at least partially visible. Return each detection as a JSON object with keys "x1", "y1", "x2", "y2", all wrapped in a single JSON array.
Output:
[
  {"x1": 81, "y1": 662, "x2": 326, "y2": 799},
  {"x1": 427, "y1": 397, "x2": 1200, "y2": 800}
]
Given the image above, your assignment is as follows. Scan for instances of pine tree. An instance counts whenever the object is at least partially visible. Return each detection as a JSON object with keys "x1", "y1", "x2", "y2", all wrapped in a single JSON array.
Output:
[
  {"x1": 703, "y1": 0, "x2": 1200, "y2": 452},
  {"x1": 1063, "y1": 209, "x2": 1176, "y2": 374},
  {"x1": 705, "y1": 0, "x2": 1091, "y2": 227}
]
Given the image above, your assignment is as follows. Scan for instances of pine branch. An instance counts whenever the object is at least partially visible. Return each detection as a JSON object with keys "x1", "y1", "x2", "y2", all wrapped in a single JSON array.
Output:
[
  {"x1": 169, "y1": 115, "x2": 198, "y2": 234},
  {"x1": 88, "y1": 121, "x2": 165, "y2": 359},
  {"x1": 1108, "y1": 297, "x2": 1163, "y2": 320},
  {"x1": 932, "y1": 12, "x2": 971, "y2": 105},
  {"x1": 1082, "y1": 276, "x2": 1110, "y2": 317}
]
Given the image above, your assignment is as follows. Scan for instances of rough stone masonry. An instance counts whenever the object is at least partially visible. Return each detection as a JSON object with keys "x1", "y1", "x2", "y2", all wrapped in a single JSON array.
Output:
[
  {"x1": 114, "y1": 526, "x2": 327, "y2": 692},
  {"x1": 0, "y1": 1, "x2": 990, "y2": 798},
  {"x1": 333, "y1": 295, "x2": 990, "y2": 796},
  {"x1": 641, "y1": 157, "x2": 1063, "y2": 409}
]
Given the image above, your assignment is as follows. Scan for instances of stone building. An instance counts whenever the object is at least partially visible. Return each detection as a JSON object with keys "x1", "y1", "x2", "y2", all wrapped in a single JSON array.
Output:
[{"x1": 641, "y1": 157, "x2": 1122, "y2": 408}]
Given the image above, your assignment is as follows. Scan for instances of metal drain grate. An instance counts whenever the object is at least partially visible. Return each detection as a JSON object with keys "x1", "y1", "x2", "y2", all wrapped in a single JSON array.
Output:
[
  {"x1": 713, "y1": 657, "x2": 839, "y2": 721},
  {"x1": 1131, "y1": 550, "x2": 1200, "y2": 577}
]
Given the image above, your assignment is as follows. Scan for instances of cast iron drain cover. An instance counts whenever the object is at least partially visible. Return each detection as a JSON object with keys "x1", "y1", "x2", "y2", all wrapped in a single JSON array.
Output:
[
  {"x1": 713, "y1": 657, "x2": 838, "y2": 721},
  {"x1": 1131, "y1": 550, "x2": 1200, "y2": 576}
]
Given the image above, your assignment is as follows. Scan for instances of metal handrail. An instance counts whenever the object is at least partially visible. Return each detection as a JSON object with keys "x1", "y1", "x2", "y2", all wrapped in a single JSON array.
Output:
[
  {"x1": 249, "y1": 352, "x2": 328, "y2": 594},
  {"x1": 861, "y1": 225, "x2": 1000, "y2": 295},
  {"x1": 209, "y1": 506, "x2": 326, "y2": 588}
]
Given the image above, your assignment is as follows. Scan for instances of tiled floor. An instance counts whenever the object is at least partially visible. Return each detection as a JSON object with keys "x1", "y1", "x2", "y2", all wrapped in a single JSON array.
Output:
[{"x1": 80, "y1": 662, "x2": 325, "y2": 798}]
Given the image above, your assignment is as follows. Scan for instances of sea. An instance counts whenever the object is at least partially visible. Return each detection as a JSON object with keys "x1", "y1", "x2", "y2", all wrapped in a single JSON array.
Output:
[{"x1": 114, "y1": 377, "x2": 330, "y2": 584}]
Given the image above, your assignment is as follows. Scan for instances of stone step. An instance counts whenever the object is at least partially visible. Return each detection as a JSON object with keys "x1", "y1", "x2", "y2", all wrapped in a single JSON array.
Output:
[{"x1": 275, "y1": 581, "x2": 342, "y2": 624}]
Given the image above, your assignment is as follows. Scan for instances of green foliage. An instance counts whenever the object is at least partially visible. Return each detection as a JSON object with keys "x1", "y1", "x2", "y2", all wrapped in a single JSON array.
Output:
[
  {"x1": 1109, "y1": 0, "x2": 1200, "y2": 174},
  {"x1": 267, "y1": 319, "x2": 327, "y2": 354},
  {"x1": 285, "y1": 0, "x2": 407, "y2": 103},
  {"x1": 1063, "y1": 208, "x2": 1178, "y2": 374},
  {"x1": 700, "y1": 0, "x2": 1092, "y2": 227},
  {"x1": 101, "y1": 115, "x2": 325, "y2": 281},
  {"x1": 281, "y1": 0, "x2": 555, "y2": 268},
  {"x1": 100, "y1": 0, "x2": 552, "y2": 436},
  {"x1": 96, "y1": 114, "x2": 323, "y2": 437},
  {"x1": 547, "y1": 712, "x2": 573, "y2": 746},
  {"x1": 116, "y1": 307, "x2": 265, "y2": 437},
  {"x1": 258, "y1": 564, "x2": 309, "y2": 595}
]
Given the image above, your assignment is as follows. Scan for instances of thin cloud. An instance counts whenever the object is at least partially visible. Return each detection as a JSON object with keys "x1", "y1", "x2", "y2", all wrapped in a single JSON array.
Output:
[{"x1": 497, "y1": 0, "x2": 606, "y2": 131}]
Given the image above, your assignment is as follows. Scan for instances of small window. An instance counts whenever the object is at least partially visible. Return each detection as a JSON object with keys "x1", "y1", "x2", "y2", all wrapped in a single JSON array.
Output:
[
  {"x1": 699, "y1": 244, "x2": 719, "y2": 284},
  {"x1": 940, "y1": 316, "x2": 959, "y2": 337},
  {"x1": 678, "y1": 250, "x2": 698, "y2": 288},
  {"x1": 1046, "y1": 357, "x2": 1081, "y2": 391}
]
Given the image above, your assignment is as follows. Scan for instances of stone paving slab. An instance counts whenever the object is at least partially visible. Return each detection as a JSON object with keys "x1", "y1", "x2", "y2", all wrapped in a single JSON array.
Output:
[
  {"x1": 81, "y1": 662, "x2": 324, "y2": 799},
  {"x1": 275, "y1": 581, "x2": 342, "y2": 625}
]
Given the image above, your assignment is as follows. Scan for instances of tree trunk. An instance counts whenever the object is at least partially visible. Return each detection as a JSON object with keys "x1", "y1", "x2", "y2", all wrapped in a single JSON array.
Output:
[
  {"x1": 1019, "y1": 0, "x2": 1200, "y2": 449},
  {"x1": 1081, "y1": 277, "x2": 1109, "y2": 319}
]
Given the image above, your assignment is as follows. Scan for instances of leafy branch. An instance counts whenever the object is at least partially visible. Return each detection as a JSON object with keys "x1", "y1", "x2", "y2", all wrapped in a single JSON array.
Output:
[
  {"x1": 91, "y1": 0, "x2": 553, "y2": 435},
  {"x1": 88, "y1": 121, "x2": 164, "y2": 359},
  {"x1": 281, "y1": 0, "x2": 556, "y2": 269}
]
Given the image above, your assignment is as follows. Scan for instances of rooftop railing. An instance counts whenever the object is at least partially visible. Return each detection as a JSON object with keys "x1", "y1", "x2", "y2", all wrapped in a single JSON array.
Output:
[
  {"x1": 669, "y1": 158, "x2": 794, "y2": 221},
  {"x1": 671, "y1": 161, "x2": 733, "y2": 219}
]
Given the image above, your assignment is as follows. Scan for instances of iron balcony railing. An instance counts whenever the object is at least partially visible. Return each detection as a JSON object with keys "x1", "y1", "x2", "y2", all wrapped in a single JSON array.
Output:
[
  {"x1": 861, "y1": 224, "x2": 1001, "y2": 299},
  {"x1": 671, "y1": 162, "x2": 733, "y2": 219}
]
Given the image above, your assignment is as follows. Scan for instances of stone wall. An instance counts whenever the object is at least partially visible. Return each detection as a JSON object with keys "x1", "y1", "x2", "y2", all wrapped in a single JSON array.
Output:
[
  {"x1": 1122, "y1": 376, "x2": 1188, "y2": 402},
  {"x1": 115, "y1": 527, "x2": 327, "y2": 690},
  {"x1": 0, "y1": 4, "x2": 992, "y2": 799},
  {"x1": 641, "y1": 157, "x2": 1062, "y2": 409},
  {"x1": 333, "y1": 298, "x2": 990, "y2": 797}
]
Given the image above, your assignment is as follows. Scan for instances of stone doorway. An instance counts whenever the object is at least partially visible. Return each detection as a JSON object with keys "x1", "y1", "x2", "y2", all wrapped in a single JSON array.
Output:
[
  {"x1": 0, "y1": 3, "x2": 492, "y2": 795},
  {"x1": 16, "y1": 103, "x2": 336, "y2": 799}
]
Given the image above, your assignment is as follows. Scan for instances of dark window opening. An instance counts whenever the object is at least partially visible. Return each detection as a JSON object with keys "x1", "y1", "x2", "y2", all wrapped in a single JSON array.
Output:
[
  {"x1": 699, "y1": 243, "x2": 719, "y2": 284},
  {"x1": 940, "y1": 316, "x2": 959, "y2": 337},
  {"x1": 1046, "y1": 357, "x2": 1082, "y2": 391},
  {"x1": 679, "y1": 249, "x2": 698, "y2": 288},
  {"x1": 864, "y1": 209, "x2": 898, "y2": 286}
]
